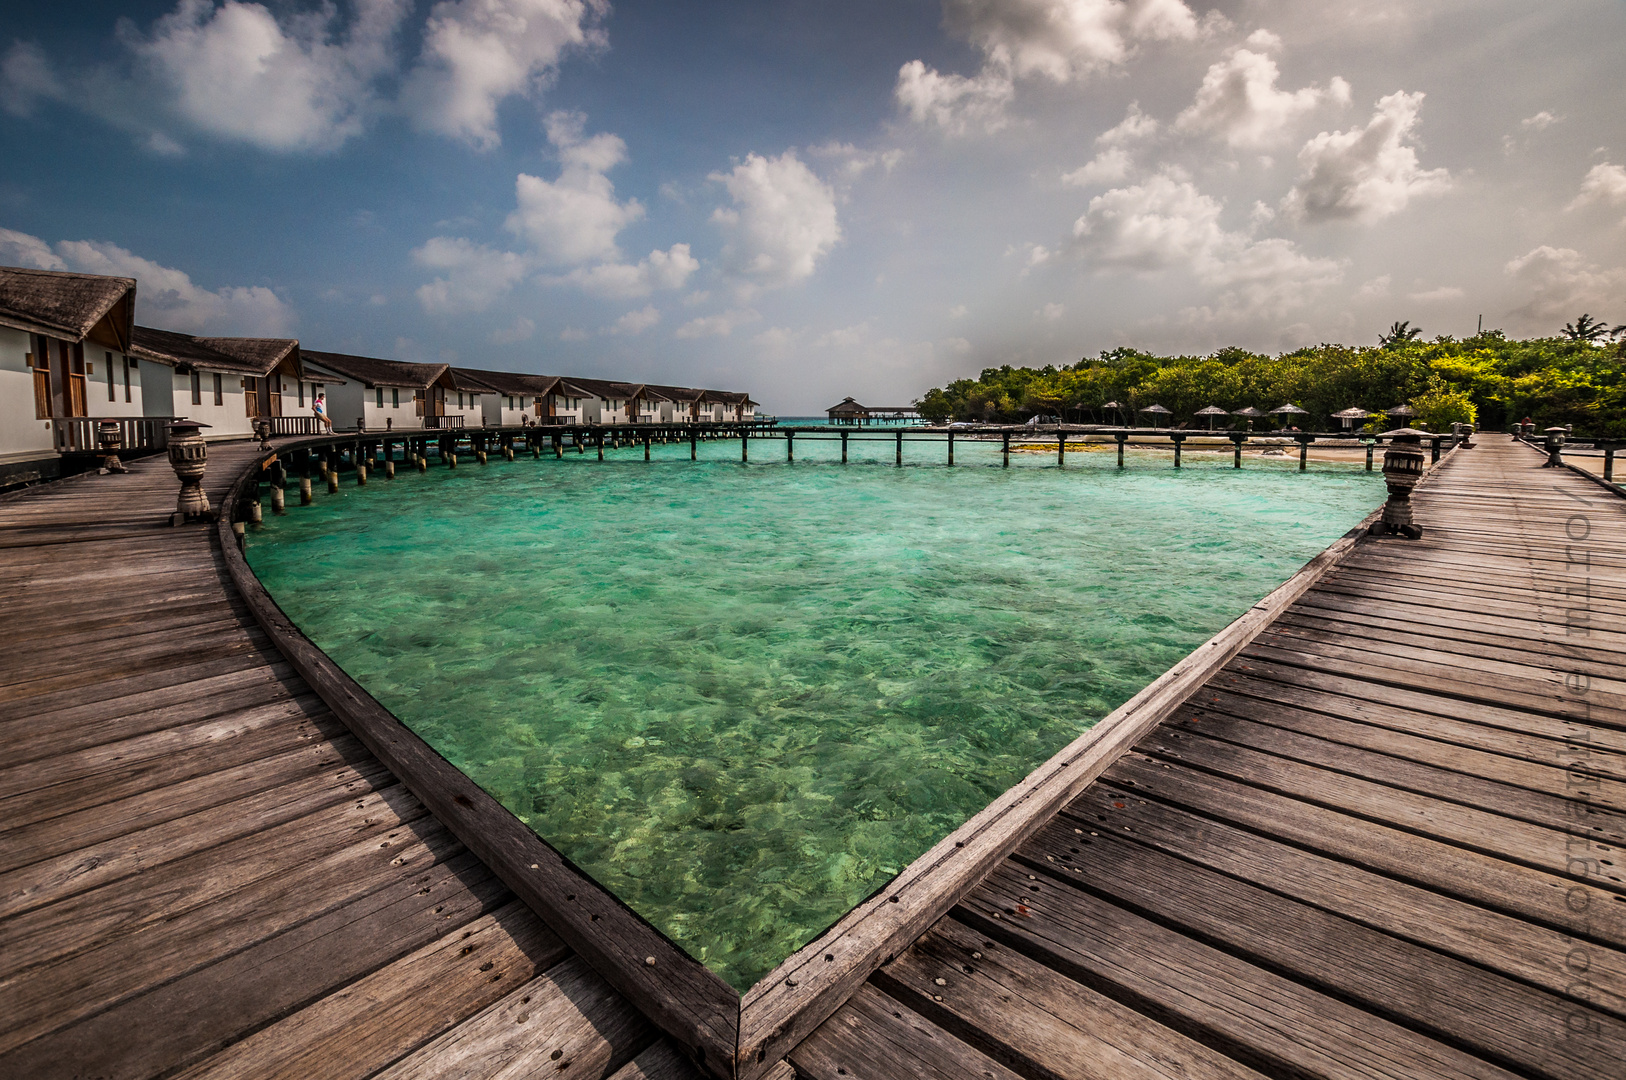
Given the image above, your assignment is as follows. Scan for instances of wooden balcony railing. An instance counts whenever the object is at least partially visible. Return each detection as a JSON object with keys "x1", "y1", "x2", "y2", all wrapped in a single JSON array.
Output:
[
  {"x1": 51, "y1": 416, "x2": 172, "y2": 454},
  {"x1": 266, "y1": 416, "x2": 327, "y2": 436},
  {"x1": 423, "y1": 414, "x2": 466, "y2": 429}
]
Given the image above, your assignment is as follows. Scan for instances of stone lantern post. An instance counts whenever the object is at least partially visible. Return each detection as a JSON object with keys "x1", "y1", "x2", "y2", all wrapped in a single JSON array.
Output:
[
  {"x1": 97, "y1": 419, "x2": 128, "y2": 474},
  {"x1": 1369, "y1": 428, "x2": 1427, "y2": 539},
  {"x1": 168, "y1": 419, "x2": 212, "y2": 524},
  {"x1": 1541, "y1": 426, "x2": 1567, "y2": 468}
]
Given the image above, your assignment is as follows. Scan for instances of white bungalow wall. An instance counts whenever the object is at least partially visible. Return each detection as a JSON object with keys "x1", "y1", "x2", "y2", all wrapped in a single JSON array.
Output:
[
  {"x1": 548, "y1": 393, "x2": 584, "y2": 424},
  {"x1": 1, "y1": 328, "x2": 163, "y2": 462},
  {"x1": 360, "y1": 384, "x2": 425, "y2": 431}
]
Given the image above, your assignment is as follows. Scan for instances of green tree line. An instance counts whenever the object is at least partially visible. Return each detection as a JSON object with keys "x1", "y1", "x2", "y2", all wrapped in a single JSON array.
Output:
[{"x1": 914, "y1": 330, "x2": 1626, "y2": 436}]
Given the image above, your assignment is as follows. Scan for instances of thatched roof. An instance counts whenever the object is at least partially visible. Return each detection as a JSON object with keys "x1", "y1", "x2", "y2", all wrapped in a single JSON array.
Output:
[
  {"x1": 827, "y1": 397, "x2": 867, "y2": 415},
  {"x1": 303, "y1": 349, "x2": 448, "y2": 390},
  {"x1": 451, "y1": 367, "x2": 563, "y2": 397},
  {"x1": 646, "y1": 383, "x2": 705, "y2": 403},
  {"x1": 0, "y1": 266, "x2": 136, "y2": 350},
  {"x1": 132, "y1": 325, "x2": 300, "y2": 377},
  {"x1": 563, "y1": 376, "x2": 658, "y2": 401}
]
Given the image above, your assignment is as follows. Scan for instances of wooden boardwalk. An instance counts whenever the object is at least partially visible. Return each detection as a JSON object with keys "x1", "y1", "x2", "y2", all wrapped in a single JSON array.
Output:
[
  {"x1": 5, "y1": 435, "x2": 1623, "y2": 1079},
  {"x1": 789, "y1": 437, "x2": 1626, "y2": 1080},
  {"x1": 0, "y1": 442, "x2": 707, "y2": 1080}
]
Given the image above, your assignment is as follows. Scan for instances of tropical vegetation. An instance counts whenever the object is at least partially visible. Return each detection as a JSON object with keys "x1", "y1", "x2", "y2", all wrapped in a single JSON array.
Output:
[{"x1": 914, "y1": 321, "x2": 1626, "y2": 437}]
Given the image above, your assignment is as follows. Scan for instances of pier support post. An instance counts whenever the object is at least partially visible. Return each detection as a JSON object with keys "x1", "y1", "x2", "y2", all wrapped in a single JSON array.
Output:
[
  {"x1": 787, "y1": 431, "x2": 794, "y2": 463},
  {"x1": 644, "y1": 433, "x2": 651, "y2": 461},
  {"x1": 947, "y1": 430, "x2": 954, "y2": 467},
  {"x1": 554, "y1": 434, "x2": 563, "y2": 459},
  {"x1": 385, "y1": 460, "x2": 395, "y2": 479},
  {"x1": 896, "y1": 430, "x2": 902, "y2": 467},
  {"x1": 1172, "y1": 435, "x2": 1182, "y2": 468},
  {"x1": 300, "y1": 477, "x2": 312, "y2": 504},
  {"x1": 1233, "y1": 435, "x2": 1244, "y2": 468},
  {"x1": 597, "y1": 432, "x2": 605, "y2": 461},
  {"x1": 271, "y1": 485, "x2": 285, "y2": 514},
  {"x1": 741, "y1": 428, "x2": 749, "y2": 462},
  {"x1": 1058, "y1": 431, "x2": 1066, "y2": 466},
  {"x1": 357, "y1": 462, "x2": 367, "y2": 485},
  {"x1": 690, "y1": 429, "x2": 697, "y2": 460},
  {"x1": 840, "y1": 431, "x2": 848, "y2": 463},
  {"x1": 1116, "y1": 432, "x2": 1127, "y2": 469},
  {"x1": 327, "y1": 471, "x2": 339, "y2": 493},
  {"x1": 1002, "y1": 432, "x2": 1010, "y2": 468},
  {"x1": 1366, "y1": 441, "x2": 1375, "y2": 471},
  {"x1": 1607, "y1": 446, "x2": 1616, "y2": 482},
  {"x1": 1298, "y1": 435, "x2": 1310, "y2": 471}
]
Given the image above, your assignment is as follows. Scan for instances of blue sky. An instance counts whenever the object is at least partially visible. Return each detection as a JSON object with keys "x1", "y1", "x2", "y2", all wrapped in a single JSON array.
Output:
[{"x1": 3, "y1": 0, "x2": 1624, "y2": 412}]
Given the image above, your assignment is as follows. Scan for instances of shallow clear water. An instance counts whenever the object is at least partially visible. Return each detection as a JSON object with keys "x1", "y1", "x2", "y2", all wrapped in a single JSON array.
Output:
[{"x1": 247, "y1": 434, "x2": 1380, "y2": 988}]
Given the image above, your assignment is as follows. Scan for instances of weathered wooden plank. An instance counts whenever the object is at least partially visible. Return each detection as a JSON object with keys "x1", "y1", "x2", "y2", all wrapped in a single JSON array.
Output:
[
  {"x1": 1015, "y1": 820, "x2": 1626, "y2": 1076},
  {"x1": 1166, "y1": 708, "x2": 1626, "y2": 832},
  {"x1": 788, "y1": 984, "x2": 1023, "y2": 1080},
  {"x1": 1065, "y1": 778, "x2": 1626, "y2": 1017},
  {"x1": 960, "y1": 863, "x2": 1519, "y2": 1080},
  {"x1": 3, "y1": 861, "x2": 519, "y2": 1080},
  {"x1": 606, "y1": 1041, "x2": 710, "y2": 1080},
  {"x1": 1102, "y1": 752, "x2": 1626, "y2": 947},
  {"x1": 0, "y1": 731, "x2": 375, "y2": 874},
  {"x1": 1140, "y1": 726, "x2": 1626, "y2": 885},
  {"x1": 0, "y1": 753, "x2": 393, "y2": 919},
  {"x1": 874, "y1": 919, "x2": 1267, "y2": 1080},
  {"x1": 372, "y1": 954, "x2": 654, "y2": 1080}
]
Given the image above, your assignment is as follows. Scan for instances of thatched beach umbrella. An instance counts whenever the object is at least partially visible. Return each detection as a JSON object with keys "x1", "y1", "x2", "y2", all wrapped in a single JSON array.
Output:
[
  {"x1": 1269, "y1": 403, "x2": 1309, "y2": 430},
  {"x1": 1231, "y1": 405, "x2": 1262, "y2": 430},
  {"x1": 1332, "y1": 406, "x2": 1370, "y2": 431},
  {"x1": 1386, "y1": 404, "x2": 1417, "y2": 419},
  {"x1": 1139, "y1": 403, "x2": 1172, "y2": 429},
  {"x1": 1101, "y1": 400, "x2": 1126, "y2": 425},
  {"x1": 1194, "y1": 404, "x2": 1229, "y2": 430}
]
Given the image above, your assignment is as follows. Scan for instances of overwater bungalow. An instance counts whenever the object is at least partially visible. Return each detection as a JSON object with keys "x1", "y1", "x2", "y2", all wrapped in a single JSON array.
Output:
[
  {"x1": 452, "y1": 368, "x2": 576, "y2": 426},
  {"x1": 300, "y1": 349, "x2": 461, "y2": 432},
  {"x1": 0, "y1": 266, "x2": 146, "y2": 483},
  {"x1": 130, "y1": 326, "x2": 302, "y2": 441},
  {"x1": 564, "y1": 376, "x2": 639, "y2": 425},
  {"x1": 648, "y1": 383, "x2": 704, "y2": 423}
]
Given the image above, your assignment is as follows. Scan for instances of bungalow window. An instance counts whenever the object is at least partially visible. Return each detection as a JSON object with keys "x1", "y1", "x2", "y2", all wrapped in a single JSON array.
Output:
[
  {"x1": 392, "y1": 387, "x2": 400, "y2": 408},
  {"x1": 123, "y1": 357, "x2": 132, "y2": 403},
  {"x1": 376, "y1": 387, "x2": 384, "y2": 408},
  {"x1": 298, "y1": 381, "x2": 305, "y2": 407},
  {"x1": 214, "y1": 373, "x2": 223, "y2": 406},
  {"x1": 191, "y1": 370, "x2": 202, "y2": 406},
  {"x1": 106, "y1": 352, "x2": 115, "y2": 401},
  {"x1": 458, "y1": 392, "x2": 464, "y2": 409}
]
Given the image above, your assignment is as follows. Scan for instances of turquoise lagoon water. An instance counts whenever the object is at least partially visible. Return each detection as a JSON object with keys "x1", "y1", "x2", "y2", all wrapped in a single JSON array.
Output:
[{"x1": 246, "y1": 435, "x2": 1381, "y2": 988}]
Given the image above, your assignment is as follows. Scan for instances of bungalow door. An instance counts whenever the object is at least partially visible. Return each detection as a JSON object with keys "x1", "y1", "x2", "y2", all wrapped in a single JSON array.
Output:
[
  {"x1": 268, "y1": 374, "x2": 283, "y2": 416},
  {"x1": 64, "y1": 342, "x2": 87, "y2": 417},
  {"x1": 244, "y1": 378, "x2": 259, "y2": 417}
]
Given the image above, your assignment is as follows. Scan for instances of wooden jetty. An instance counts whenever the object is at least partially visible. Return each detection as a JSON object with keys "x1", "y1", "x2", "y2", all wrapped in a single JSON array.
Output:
[{"x1": 2, "y1": 432, "x2": 1621, "y2": 1079}]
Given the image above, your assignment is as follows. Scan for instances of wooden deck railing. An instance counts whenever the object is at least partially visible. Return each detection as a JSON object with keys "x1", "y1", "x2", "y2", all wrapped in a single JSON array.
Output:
[
  {"x1": 423, "y1": 414, "x2": 466, "y2": 429},
  {"x1": 266, "y1": 416, "x2": 327, "y2": 436},
  {"x1": 50, "y1": 416, "x2": 172, "y2": 454}
]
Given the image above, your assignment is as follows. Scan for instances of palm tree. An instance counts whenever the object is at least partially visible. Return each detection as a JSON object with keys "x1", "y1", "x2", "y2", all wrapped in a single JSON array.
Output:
[
  {"x1": 1562, "y1": 313, "x2": 1612, "y2": 342},
  {"x1": 1379, "y1": 320, "x2": 1422, "y2": 346}
]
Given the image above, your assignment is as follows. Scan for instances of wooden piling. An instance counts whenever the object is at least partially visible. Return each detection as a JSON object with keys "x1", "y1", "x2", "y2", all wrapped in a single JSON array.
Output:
[
  {"x1": 1172, "y1": 436, "x2": 1181, "y2": 469},
  {"x1": 1057, "y1": 432, "x2": 1065, "y2": 466},
  {"x1": 597, "y1": 433, "x2": 604, "y2": 461},
  {"x1": 1233, "y1": 435, "x2": 1243, "y2": 469},
  {"x1": 691, "y1": 430, "x2": 697, "y2": 460},
  {"x1": 248, "y1": 498, "x2": 263, "y2": 524},
  {"x1": 895, "y1": 430, "x2": 902, "y2": 467},
  {"x1": 356, "y1": 464, "x2": 367, "y2": 485},
  {"x1": 300, "y1": 477, "x2": 312, "y2": 503},
  {"x1": 644, "y1": 434, "x2": 651, "y2": 461},
  {"x1": 840, "y1": 431, "x2": 847, "y2": 463},
  {"x1": 448, "y1": 453, "x2": 457, "y2": 469},
  {"x1": 1002, "y1": 432, "x2": 1010, "y2": 468},
  {"x1": 1299, "y1": 437, "x2": 1309, "y2": 471},
  {"x1": 1607, "y1": 446, "x2": 1616, "y2": 482},
  {"x1": 741, "y1": 429, "x2": 749, "y2": 463},
  {"x1": 787, "y1": 431, "x2": 794, "y2": 463},
  {"x1": 947, "y1": 430, "x2": 954, "y2": 467},
  {"x1": 1117, "y1": 432, "x2": 1127, "y2": 468},
  {"x1": 385, "y1": 460, "x2": 395, "y2": 479},
  {"x1": 1366, "y1": 441, "x2": 1375, "y2": 470},
  {"x1": 271, "y1": 485, "x2": 285, "y2": 514},
  {"x1": 327, "y1": 472, "x2": 339, "y2": 493}
]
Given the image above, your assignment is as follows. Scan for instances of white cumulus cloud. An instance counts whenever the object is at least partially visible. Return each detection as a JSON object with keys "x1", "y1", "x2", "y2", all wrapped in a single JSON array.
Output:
[
  {"x1": 1282, "y1": 91, "x2": 1451, "y2": 224},
  {"x1": 1072, "y1": 172, "x2": 1343, "y2": 317},
  {"x1": 126, "y1": 0, "x2": 408, "y2": 152},
  {"x1": 675, "y1": 308, "x2": 759, "y2": 339},
  {"x1": 0, "y1": 228, "x2": 293, "y2": 334},
  {"x1": 506, "y1": 111, "x2": 643, "y2": 265},
  {"x1": 897, "y1": 0, "x2": 1198, "y2": 134},
  {"x1": 412, "y1": 236, "x2": 529, "y2": 314},
  {"x1": 564, "y1": 244, "x2": 698, "y2": 297},
  {"x1": 606, "y1": 305, "x2": 660, "y2": 336},
  {"x1": 1175, "y1": 36, "x2": 1347, "y2": 149},
  {"x1": 710, "y1": 152, "x2": 841, "y2": 289},
  {"x1": 1504, "y1": 246, "x2": 1626, "y2": 324},
  {"x1": 1567, "y1": 162, "x2": 1626, "y2": 217},
  {"x1": 403, "y1": 0, "x2": 607, "y2": 150}
]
